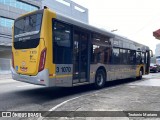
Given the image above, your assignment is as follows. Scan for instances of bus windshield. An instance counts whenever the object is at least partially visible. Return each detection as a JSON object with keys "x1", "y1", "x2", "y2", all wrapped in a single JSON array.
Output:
[
  {"x1": 14, "y1": 13, "x2": 43, "y2": 49},
  {"x1": 14, "y1": 13, "x2": 42, "y2": 38}
]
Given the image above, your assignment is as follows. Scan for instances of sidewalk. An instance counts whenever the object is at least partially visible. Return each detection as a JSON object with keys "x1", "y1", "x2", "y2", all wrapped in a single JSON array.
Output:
[{"x1": 46, "y1": 78, "x2": 160, "y2": 119}]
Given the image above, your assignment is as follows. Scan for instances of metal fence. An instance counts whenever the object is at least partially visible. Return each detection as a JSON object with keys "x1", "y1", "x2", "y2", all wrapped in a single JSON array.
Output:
[{"x1": 0, "y1": 58, "x2": 11, "y2": 74}]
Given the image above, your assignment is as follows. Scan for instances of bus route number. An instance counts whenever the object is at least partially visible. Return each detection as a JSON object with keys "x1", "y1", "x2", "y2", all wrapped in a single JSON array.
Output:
[{"x1": 56, "y1": 67, "x2": 71, "y2": 73}]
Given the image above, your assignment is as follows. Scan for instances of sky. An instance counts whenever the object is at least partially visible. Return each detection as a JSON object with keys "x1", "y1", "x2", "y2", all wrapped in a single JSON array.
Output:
[{"x1": 72, "y1": 0, "x2": 160, "y2": 54}]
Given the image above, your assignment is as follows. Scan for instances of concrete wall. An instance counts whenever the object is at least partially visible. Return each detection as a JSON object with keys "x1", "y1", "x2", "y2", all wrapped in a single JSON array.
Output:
[
  {"x1": 151, "y1": 55, "x2": 156, "y2": 64},
  {"x1": 0, "y1": 48, "x2": 11, "y2": 73},
  {"x1": 155, "y1": 43, "x2": 160, "y2": 57},
  {"x1": 0, "y1": 58, "x2": 11, "y2": 73},
  {"x1": 0, "y1": 50, "x2": 11, "y2": 59},
  {"x1": 42, "y1": 0, "x2": 88, "y2": 23}
]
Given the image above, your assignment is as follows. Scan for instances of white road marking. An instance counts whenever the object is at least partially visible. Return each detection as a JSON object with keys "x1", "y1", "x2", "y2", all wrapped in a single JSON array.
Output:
[
  {"x1": 38, "y1": 86, "x2": 118, "y2": 120},
  {"x1": 49, "y1": 96, "x2": 83, "y2": 111},
  {"x1": 17, "y1": 84, "x2": 35, "y2": 88},
  {"x1": 38, "y1": 95, "x2": 85, "y2": 120}
]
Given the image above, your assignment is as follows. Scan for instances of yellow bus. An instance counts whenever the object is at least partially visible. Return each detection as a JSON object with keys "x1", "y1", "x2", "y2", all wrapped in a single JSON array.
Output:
[{"x1": 11, "y1": 7, "x2": 153, "y2": 88}]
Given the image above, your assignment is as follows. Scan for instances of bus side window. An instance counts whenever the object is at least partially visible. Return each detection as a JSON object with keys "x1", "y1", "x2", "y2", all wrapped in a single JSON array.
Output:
[
  {"x1": 91, "y1": 33, "x2": 111, "y2": 64},
  {"x1": 136, "y1": 51, "x2": 141, "y2": 64},
  {"x1": 52, "y1": 20, "x2": 72, "y2": 64},
  {"x1": 104, "y1": 47, "x2": 111, "y2": 64},
  {"x1": 141, "y1": 52, "x2": 146, "y2": 64},
  {"x1": 112, "y1": 48, "x2": 120, "y2": 64},
  {"x1": 129, "y1": 50, "x2": 136, "y2": 65},
  {"x1": 120, "y1": 49, "x2": 128, "y2": 64},
  {"x1": 122, "y1": 49, "x2": 128, "y2": 64}
]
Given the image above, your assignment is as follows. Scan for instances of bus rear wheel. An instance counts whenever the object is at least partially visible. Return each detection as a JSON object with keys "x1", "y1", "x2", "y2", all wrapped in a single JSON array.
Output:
[{"x1": 94, "y1": 69, "x2": 106, "y2": 89}]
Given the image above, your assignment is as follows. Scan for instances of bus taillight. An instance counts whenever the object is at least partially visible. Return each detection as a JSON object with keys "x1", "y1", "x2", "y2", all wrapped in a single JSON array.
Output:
[
  {"x1": 12, "y1": 52, "x2": 14, "y2": 68},
  {"x1": 38, "y1": 48, "x2": 47, "y2": 72}
]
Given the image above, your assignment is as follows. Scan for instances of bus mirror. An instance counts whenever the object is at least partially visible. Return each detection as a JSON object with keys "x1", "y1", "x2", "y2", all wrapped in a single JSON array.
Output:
[
  {"x1": 44, "y1": 6, "x2": 48, "y2": 9},
  {"x1": 150, "y1": 50, "x2": 153, "y2": 57}
]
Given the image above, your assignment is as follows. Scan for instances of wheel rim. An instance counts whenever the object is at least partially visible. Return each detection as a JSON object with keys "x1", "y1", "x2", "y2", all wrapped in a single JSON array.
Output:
[
  {"x1": 97, "y1": 73, "x2": 103, "y2": 86},
  {"x1": 140, "y1": 70, "x2": 142, "y2": 77}
]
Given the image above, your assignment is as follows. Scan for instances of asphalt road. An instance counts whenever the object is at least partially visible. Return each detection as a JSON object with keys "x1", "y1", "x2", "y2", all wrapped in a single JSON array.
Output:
[
  {"x1": 0, "y1": 79, "x2": 96, "y2": 111},
  {"x1": 0, "y1": 76, "x2": 110, "y2": 111},
  {"x1": 0, "y1": 73, "x2": 160, "y2": 119}
]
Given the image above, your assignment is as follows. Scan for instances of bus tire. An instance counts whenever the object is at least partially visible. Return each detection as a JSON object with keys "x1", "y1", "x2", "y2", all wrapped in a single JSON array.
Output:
[
  {"x1": 94, "y1": 69, "x2": 106, "y2": 89},
  {"x1": 137, "y1": 68, "x2": 143, "y2": 80}
]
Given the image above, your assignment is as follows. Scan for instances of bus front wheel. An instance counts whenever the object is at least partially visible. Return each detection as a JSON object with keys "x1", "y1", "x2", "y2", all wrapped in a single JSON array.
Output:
[
  {"x1": 94, "y1": 69, "x2": 106, "y2": 89},
  {"x1": 137, "y1": 68, "x2": 143, "y2": 80}
]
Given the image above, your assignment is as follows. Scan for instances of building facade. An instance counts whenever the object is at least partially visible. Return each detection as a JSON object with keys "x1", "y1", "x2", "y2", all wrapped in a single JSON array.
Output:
[
  {"x1": 0, "y1": 0, "x2": 88, "y2": 72},
  {"x1": 42, "y1": 0, "x2": 88, "y2": 23},
  {"x1": 0, "y1": 0, "x2": 41, "y2": 54},
  {"x1": 0, "y1": 0, "x2": 41, "y2": 72},
  {"x1": 155, "y1": 43, "x2": 160, "y2": 64}
]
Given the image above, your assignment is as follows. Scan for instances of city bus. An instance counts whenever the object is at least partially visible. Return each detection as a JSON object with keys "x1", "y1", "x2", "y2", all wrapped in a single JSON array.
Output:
[{"x1": 11, "y1": 7, "x2": 153, "y2": 88}]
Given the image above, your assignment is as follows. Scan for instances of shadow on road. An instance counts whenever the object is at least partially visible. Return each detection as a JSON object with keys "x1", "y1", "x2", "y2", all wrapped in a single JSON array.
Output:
[
  {"x1": 13, "y1": 78, "x2": 140, "y2": 103},
  {"x1": 0, "y1": 77, "x2": 146, "y2": 111}
]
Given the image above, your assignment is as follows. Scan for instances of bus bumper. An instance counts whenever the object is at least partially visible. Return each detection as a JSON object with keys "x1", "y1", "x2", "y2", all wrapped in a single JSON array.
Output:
[{"x1": 11, "y1": 67, "x2": 50, "y2": 87}]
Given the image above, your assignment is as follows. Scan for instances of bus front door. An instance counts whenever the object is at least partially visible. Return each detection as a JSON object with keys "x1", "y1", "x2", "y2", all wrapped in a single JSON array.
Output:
[
  {"x1": 73, "y1": 30, "x2": 89, "y2": 84},
  {"x1": 146, "y1": 51, "x2": 150, "y2": 74}
]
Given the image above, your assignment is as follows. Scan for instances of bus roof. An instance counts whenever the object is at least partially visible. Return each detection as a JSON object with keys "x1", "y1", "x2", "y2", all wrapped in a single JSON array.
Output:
[
  {"x1": 16, "y1": 8, "x2": 150, "y2": 51},
  {"x1": 52, "y1": 9, "x2": 150, "y2": 51}
]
